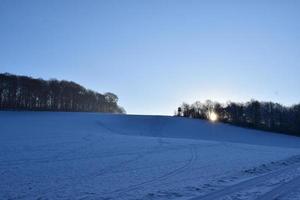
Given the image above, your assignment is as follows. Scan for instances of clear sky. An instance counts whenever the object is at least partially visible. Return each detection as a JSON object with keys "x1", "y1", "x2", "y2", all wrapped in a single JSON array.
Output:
[{"x1": 0, "y1": 0, "x2": 300, "y2": 115}]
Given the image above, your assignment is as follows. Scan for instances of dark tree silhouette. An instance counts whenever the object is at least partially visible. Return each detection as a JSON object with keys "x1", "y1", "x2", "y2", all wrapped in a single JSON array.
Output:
[
  {"x1": 176, "y1": 99, "x2": 300, "y2": 136},
  {"x1": 0, "y1": 73, "x2": 125, "y2": 114}
]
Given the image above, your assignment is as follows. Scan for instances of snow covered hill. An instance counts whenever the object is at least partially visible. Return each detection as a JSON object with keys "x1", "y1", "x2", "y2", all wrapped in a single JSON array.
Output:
[
  {"x1": 1, "y1": 111, "x2": 300, "y2": 200},
  {"x1": 97, "y1": 114, "x2": 300, "y2": 148}
]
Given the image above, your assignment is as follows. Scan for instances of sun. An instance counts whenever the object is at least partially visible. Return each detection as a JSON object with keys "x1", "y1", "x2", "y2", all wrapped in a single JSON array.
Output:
[{"x1": 209, "y1": 111, "x2": 218, "y2": 122}]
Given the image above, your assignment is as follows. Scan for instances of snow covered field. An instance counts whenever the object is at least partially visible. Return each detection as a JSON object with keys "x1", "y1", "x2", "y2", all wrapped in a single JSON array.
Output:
[{"x1": 1, "y1": 111, "x2": 300, "y2": 200}]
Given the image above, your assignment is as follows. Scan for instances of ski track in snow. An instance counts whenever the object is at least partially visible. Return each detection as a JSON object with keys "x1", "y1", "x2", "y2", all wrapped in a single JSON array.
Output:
[
  {"x1": 106, "y1": 145, "x2": 198, "y2": 197},
  {"x1": 255, "y1": 175, "x2": 300, "y2": 200},
  {"x1": 188, "y1": 159, "x2": 300, "y2": 200},
  {"x1": 1, "y1": 112, "x2": 300, "y2": 200}
]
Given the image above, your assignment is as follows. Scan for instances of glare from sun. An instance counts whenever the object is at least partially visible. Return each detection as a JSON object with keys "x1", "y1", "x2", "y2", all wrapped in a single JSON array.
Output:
[{"x1": 209, "y1": 111, "x2": 218, "y2": 122}]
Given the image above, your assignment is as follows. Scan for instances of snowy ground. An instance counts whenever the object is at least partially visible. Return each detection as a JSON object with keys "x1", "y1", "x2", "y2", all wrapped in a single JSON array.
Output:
[{"x1": 1, "y1": 112, "x2": 300, "y2": 200}]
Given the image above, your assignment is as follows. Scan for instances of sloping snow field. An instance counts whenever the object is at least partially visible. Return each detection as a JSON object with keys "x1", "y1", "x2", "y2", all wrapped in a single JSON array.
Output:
[{"x1": 1, "y1": 111, "x2": 300, "y2": 200}]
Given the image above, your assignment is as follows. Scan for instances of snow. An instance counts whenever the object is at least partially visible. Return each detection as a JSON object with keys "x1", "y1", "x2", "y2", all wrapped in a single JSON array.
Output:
[{"x1": 1, "y1": 111, "x2": 300, "y2": 200}]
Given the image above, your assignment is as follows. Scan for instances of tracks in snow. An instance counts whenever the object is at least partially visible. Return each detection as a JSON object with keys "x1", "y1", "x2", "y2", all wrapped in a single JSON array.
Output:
[
  {"x1": 255, "y1": 175, "x2": 300, "y2": 200},
  {"x1": 188, "y1": 158, "x2": 300, "y2": 200},
  {"x1": 103, "y1": 145, "x2": 198, "y2": 197}
]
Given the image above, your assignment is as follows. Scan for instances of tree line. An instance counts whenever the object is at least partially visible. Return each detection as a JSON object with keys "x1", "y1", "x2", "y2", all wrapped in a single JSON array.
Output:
[
  {"x1": 0, "y1": 73, "x2": 125, "y2": 113},
  {"x1": 176, "y1": 100, "x2": 300, "y2": 136}
]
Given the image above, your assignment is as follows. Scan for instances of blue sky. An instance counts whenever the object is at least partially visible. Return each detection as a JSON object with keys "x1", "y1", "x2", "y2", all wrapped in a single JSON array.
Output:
[{"x1": 0, "y1": 0, "x2": 300, "y2": 115}]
